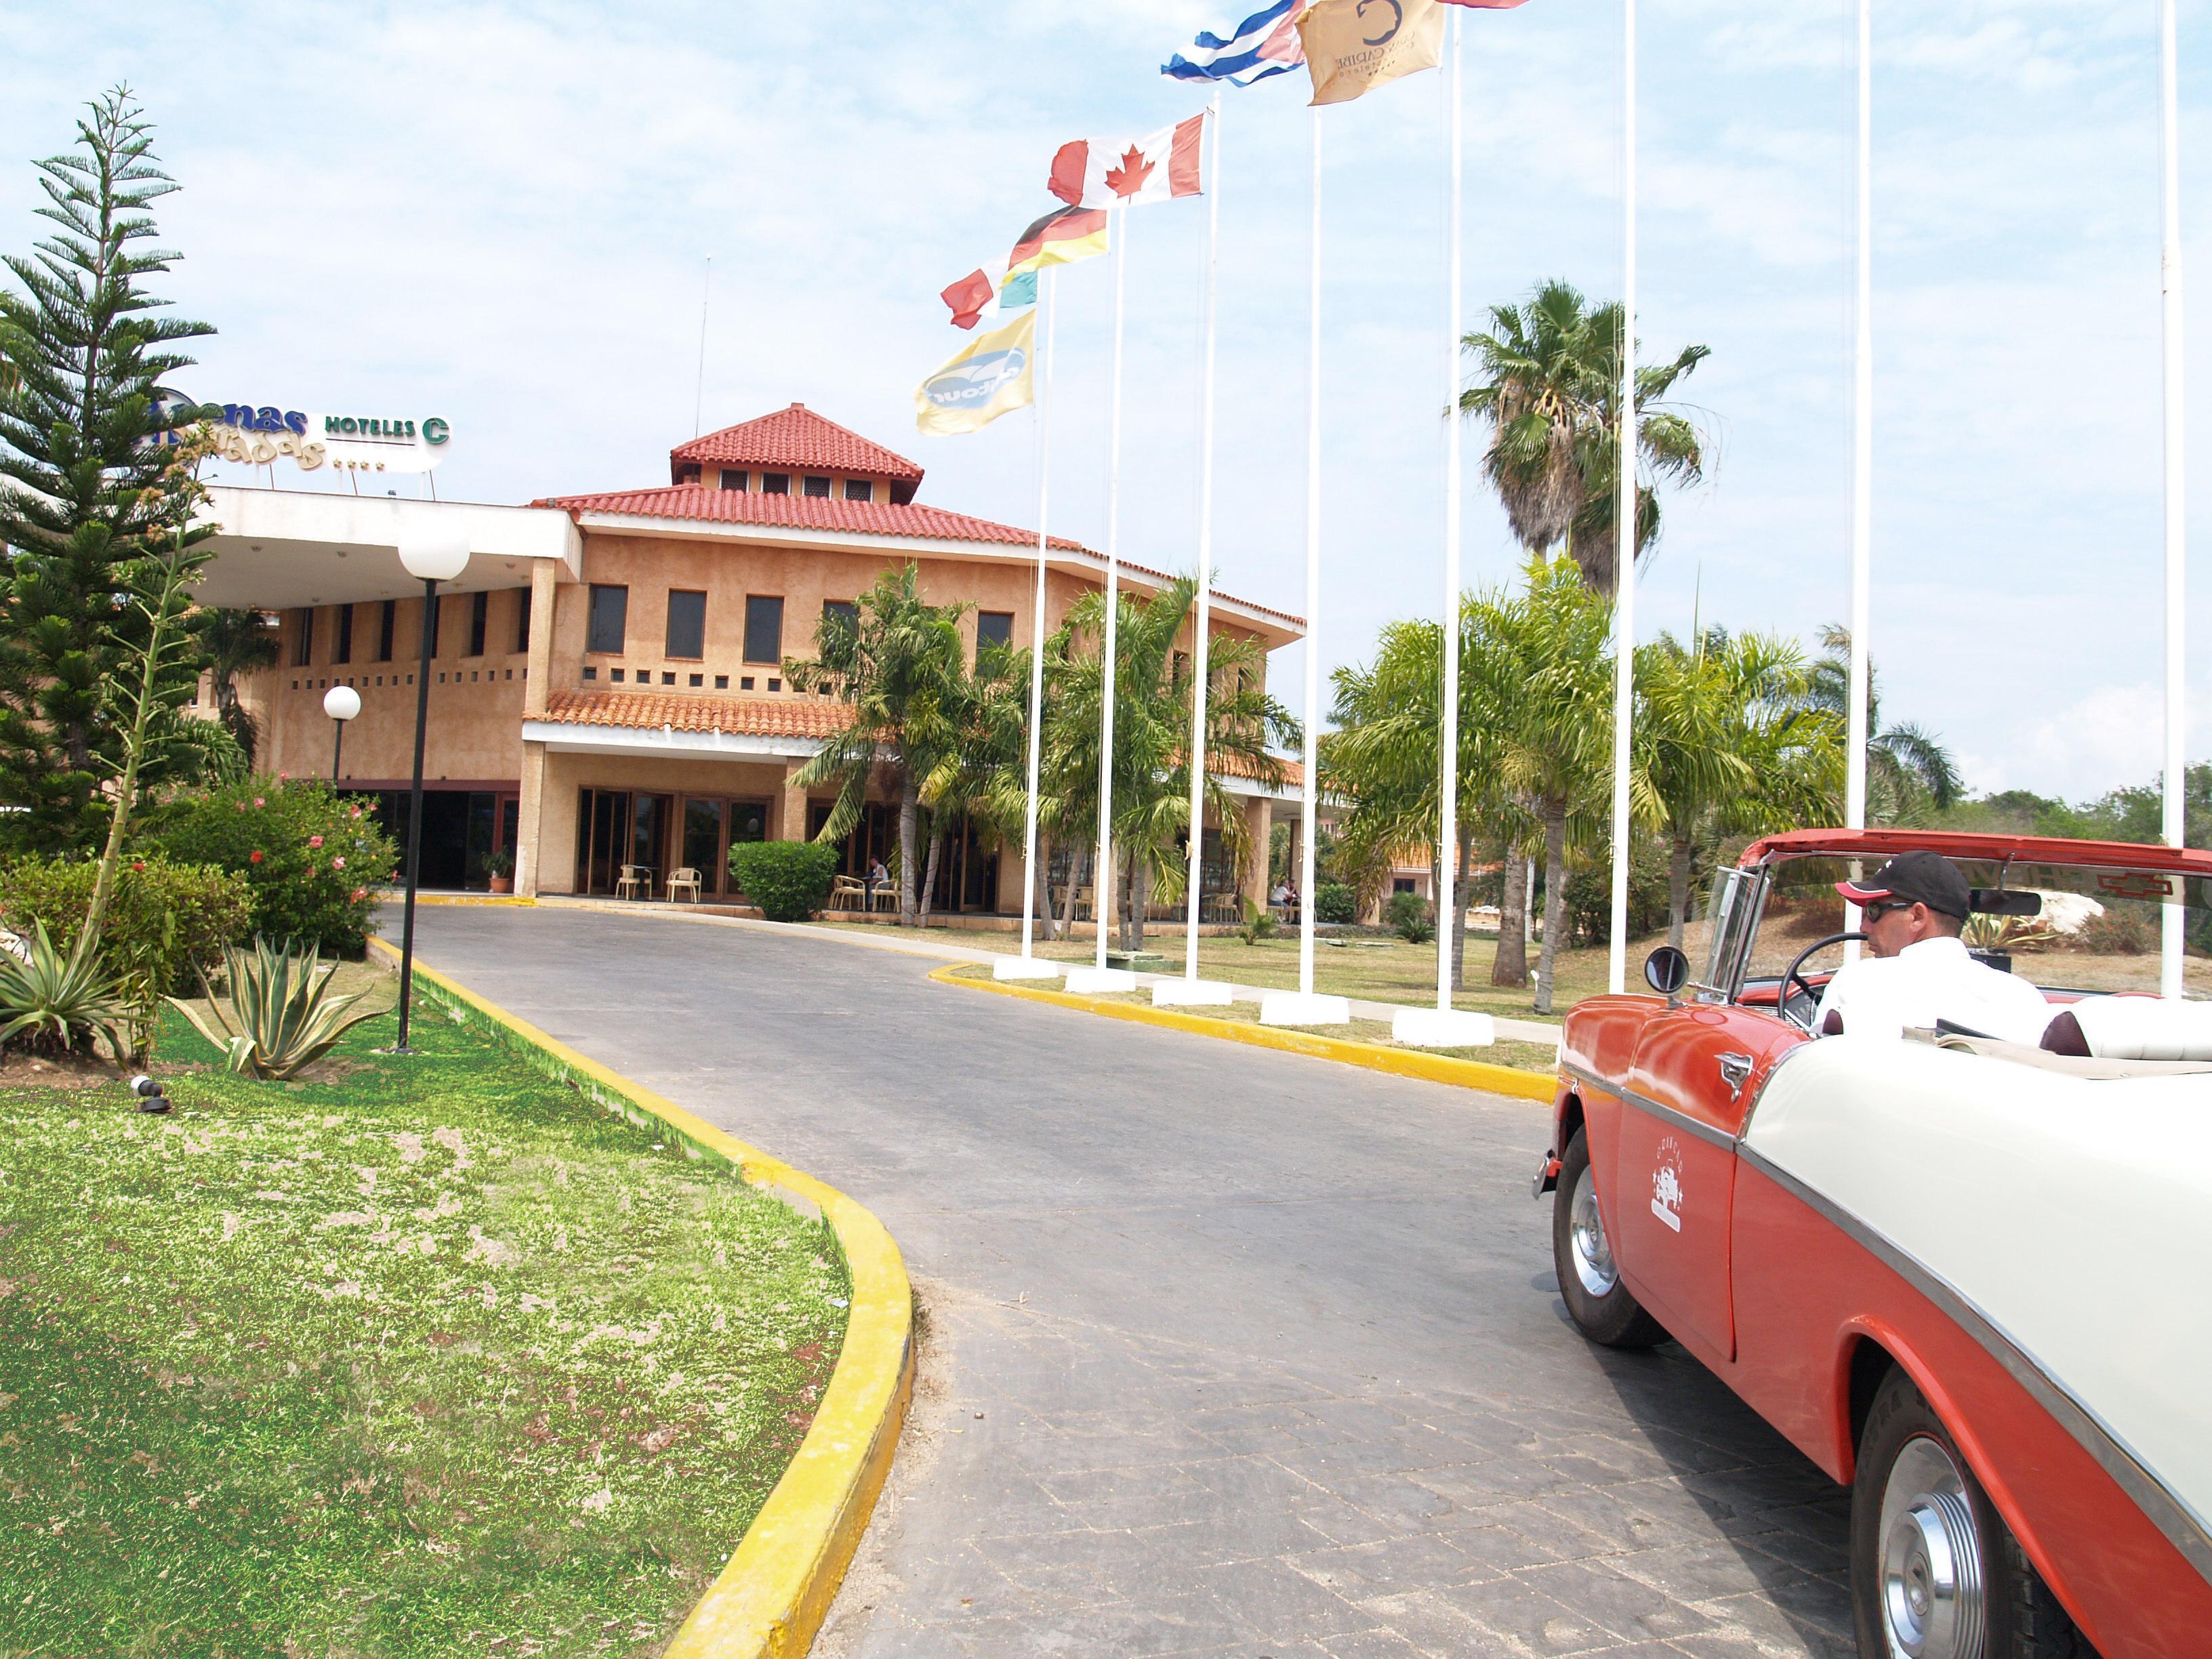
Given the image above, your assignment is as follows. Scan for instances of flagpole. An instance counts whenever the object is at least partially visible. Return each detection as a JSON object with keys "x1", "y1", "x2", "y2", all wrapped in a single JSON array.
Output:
[
  {"x1": 1437, "y1": 6, "x2": 1464, "y2": 1015},
  {"x1": 1094, "y1": 204, "x2": 1130, "y2": 979},
  {"x1": 1184, "y1": 94, "x2": 1223, "y2": 985},
  {"x1": 1844, "y1": 0, "x2": 1873, "y2": 967},
  {"x1": 2161, "y1": 0, "x2": 2188, "y2": 999},
  {"x1": 1605, "y1": 0, "x2": 1638, "y2": 998},
  {"x1": 1298, "y1": 104, "x2": 1324, "y2": 1002},
  {"x1": 1020, "y1": 269, "x2": 1055, "y2": 962}
]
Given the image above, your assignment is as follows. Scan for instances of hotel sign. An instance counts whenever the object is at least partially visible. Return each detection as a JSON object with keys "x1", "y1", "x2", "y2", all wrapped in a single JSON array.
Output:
[{"x1": 150, "y1": 394, "x2": 454, "y2": 474}]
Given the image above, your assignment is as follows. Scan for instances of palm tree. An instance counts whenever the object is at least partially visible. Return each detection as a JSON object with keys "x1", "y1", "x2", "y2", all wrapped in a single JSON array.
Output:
[
  {"x1": 916, "y1": 638, "x2": 1030, "y2": 926},
  {"x1": 1459, "y1": 279, "x2": 1710, "y2": 594},
  {"x1": 189, "y1": 607, "x2": 279, "y2": 766},
  {"x1": 1807, "y1": 624, "x2": 1961, "y2": 825},
  {"x1": 1046, "y1": 575, "x2": 1297, "y2": 952},
  {"x1": 1637, "y1": 628, "x2": 1843, "y2": 947},
  {"x1": 783, "y1": 565, "x2": 966, "y2": 926},
  {"x1": 1469, "y1": 558, "x2": 1620, "y2": 1014}
]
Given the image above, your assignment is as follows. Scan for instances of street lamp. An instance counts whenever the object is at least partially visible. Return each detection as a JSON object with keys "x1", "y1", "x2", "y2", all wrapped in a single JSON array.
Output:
[
  {"x1": 392, "y1": 531, "x2": 470, "y2": 1054},
  {"x1": 322, "y1": 684, "x2": 361, "y2": 784}
]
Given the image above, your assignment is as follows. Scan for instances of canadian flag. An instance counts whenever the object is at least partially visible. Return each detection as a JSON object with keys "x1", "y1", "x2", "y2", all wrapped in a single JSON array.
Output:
[{"x1": 1047, "y1": 114, "x2": 1206, "y2": 211}]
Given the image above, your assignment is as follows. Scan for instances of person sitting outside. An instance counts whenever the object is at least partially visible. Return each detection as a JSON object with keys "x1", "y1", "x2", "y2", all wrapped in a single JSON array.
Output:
[
  {"x1": 865, "y1": 856, "x2": 890, "y2": 913},
  {"x1": 1816, "y1": 851, "x2": 2053, "y2": 1044}
]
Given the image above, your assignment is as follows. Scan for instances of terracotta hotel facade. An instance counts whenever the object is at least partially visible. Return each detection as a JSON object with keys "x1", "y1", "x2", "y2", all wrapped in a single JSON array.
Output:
[{"x1": 198, "y1": 405, "x2": 1305, "y2": 916}]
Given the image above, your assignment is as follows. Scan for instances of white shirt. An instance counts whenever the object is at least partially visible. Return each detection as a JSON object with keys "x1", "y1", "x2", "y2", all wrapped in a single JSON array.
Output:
[{"x1": 1815, "y1": 935, "x2": 2055, "y2": 1045}]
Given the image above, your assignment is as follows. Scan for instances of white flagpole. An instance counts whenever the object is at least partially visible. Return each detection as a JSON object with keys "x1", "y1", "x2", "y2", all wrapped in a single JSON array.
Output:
[
  {"x1": 1095, "y1": 205, "x2": 1130, "y2": 977},
  {"x1": 1298, "y1": 104, "x2": 1324, "y2": 1000},
  {"x1": 1019, "y1": 270, "x2": 1056, "y2": 961},
  {"x1": 2161, "y1": 0, "x2": 2188, "y2": 999},
  {"x1": 1185, "y1": 96, "x2": 1223, "y2": 983},
  {"x1": 1845, "y1": 0, "x2": 1873, "y2": 966},
  {"x1": 1605, "y1": 0, "x2": 1638, "y2": 996},
  {"x1": 1437, "y1": 7, "x2": 1465, "y2": 1014}
]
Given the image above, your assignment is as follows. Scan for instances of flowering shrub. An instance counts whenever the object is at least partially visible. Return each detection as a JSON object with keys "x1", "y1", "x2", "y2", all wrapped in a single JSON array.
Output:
[{"x1": 155, "y1": 779, "x2": 398, "y2": 956}]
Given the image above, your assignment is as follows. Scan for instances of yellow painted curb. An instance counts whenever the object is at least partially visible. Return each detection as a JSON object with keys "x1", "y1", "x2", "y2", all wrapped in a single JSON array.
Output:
[
  {"x1": 368, "y1": 938, "x2": 914, "y2": 1659},
  {"x1": 388, "y1": 893, "x2": 539, "y2": 907},
  {"x1": 932, "y1": 964, "x2": 1558, "y2": 1103}
]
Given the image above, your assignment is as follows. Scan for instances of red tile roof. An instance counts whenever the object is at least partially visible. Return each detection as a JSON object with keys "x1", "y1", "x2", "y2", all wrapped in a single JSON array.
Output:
[
  {"x1": 539, "y1": 483, "x2": 1090, "y2": 552},
  {"x1": 541, "y1": 688, "x2": 849, "y2": 739},
  {"x1": 671, "y1": 404, "x2": 924, "y2": 485}
]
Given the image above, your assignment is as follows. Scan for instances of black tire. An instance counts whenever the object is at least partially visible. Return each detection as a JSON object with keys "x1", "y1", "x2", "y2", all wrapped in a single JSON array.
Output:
[
  {"x1": 1551, "y1": 1128, "x2": 1667, "y2": 1349},
  {"x1": 1851, "y1": 1366, "x2": 2095, "y2": 1659}
]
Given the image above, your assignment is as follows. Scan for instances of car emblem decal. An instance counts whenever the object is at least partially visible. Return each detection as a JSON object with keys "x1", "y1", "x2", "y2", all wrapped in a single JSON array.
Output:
[{"x1": 1652, "y1": 1136, "x2": 1684, "y2": 1233}]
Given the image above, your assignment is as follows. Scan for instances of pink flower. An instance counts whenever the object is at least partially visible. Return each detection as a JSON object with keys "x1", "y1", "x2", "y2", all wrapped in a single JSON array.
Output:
[
  {"x1": 249, "y1": 849, "x2": 264, "y2": 864},
  {"x1": 129, "y1": 860, "x2": 144, "y2": 872},
  {"x1": 277, "y1": 772, "x2": 289, "y2": 781},
  {"x1": 253, "y1": 796, "x2": 266, "y2": 808},
  {"x1": 350, "y1": 806, "x2": 363, "y2": 819},
  {"x1": 234, "y1": 802, "x2": 247, "y2": 813},
  {"x1": 309, "y1": 835, "x2": 324, "y2": 849},
  {"x1": 350, "y1": 887, "x2": 367, "y2": 903},
  {"x1": 333, "y1": 856, "x2": 346, "y2": 869}
]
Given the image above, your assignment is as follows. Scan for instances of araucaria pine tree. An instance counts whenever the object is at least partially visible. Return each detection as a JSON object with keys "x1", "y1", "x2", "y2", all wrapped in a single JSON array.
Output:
[{"x1": 0, "y1": 87, "x2": 215, "y2": 855}]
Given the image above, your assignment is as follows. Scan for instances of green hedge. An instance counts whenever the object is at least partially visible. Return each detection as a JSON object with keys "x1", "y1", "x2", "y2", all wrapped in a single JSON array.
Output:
[
  {"x1": 1385, "y1": 890, "x2": 1435, "y2": 943},
  {"x1": 1315, "y1": 882, "x2": 1358, "y2": 925},
  {"x1": 729, "y1": 842, "x2": 840, "y2": 923},
  {"x1": 154, "y1": 778, "x2": 398, "y2": 956},
  {"x1": 0, "y1": 854, "x2": 254, "y2": 1035}
]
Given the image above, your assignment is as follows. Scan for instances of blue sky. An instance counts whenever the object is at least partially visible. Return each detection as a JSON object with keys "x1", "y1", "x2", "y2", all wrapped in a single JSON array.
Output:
[{"x1": 5, "y1": 1, "x2": 2209, "y2": 801}]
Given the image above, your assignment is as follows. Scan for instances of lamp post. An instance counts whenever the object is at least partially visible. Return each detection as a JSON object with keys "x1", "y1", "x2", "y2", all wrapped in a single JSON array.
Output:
[
  {"x1": 392, "y1": 532, "x2": 471, "y2": 1053},
  {"x1": 322, "y1": 684, "x2": 361, "y2": 784}
]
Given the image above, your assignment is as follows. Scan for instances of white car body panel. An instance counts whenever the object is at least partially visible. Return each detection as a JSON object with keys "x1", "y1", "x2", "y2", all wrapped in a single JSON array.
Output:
[{"x1": 1740, "y1": 1035, "x2": 2212, "y2": 1541}]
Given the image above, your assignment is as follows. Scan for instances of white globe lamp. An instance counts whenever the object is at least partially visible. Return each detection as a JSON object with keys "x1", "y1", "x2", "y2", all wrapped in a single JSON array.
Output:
[{"x1": 322, "y1": 683, "x2": 361, "y2": 785}]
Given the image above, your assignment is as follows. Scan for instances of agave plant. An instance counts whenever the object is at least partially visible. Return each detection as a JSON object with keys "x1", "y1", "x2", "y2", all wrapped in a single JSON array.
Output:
[
  {"x1": 169, "y1": 937, "x2": 387, "y2": 1080},
  {"x1": 0, "y1": 922, "x2": 131, "y2": 1058}
]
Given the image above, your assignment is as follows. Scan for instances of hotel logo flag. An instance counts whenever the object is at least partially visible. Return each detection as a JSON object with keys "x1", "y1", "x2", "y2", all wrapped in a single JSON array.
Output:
[
  {"x1": 916, "y1": 308, "x2": 1036, "y2": 436},
  {"x1": 1296, "y1": 0, "x2": 1444, "y2": 105}
]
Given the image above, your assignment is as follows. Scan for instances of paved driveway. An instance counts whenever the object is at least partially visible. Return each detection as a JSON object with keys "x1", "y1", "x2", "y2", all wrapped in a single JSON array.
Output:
[{"x1": 411, "y1": 906, "x2": 1853, "y2": 1659}]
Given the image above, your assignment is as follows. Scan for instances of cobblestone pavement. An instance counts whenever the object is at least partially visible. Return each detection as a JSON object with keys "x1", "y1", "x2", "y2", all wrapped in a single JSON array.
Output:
[{"x1": 414, "y1": 905, "x2": 1854, "y2": 1658}]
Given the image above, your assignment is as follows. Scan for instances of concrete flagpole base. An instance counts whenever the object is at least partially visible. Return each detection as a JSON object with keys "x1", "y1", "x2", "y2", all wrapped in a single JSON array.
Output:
[
  {"x1": 1151, "y1": 979, "x2": 1235, "y2": 1008},
  {"x1": 1065, "y1": 966, "x2": 1139, "y2": 994},
  {"x1": 992, "y1": 957, "x2": 1065, "y2": 981},
  {"x1": 1259, "y1": 991, "x2": 1351, "y2": 1027},
  {"x1": 1391, "y1": 1008, "x2": 1496, "y2": 1049}
]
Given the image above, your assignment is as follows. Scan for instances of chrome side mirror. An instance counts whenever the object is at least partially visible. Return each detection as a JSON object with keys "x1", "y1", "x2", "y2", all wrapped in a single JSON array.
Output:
[{"x1": 1643, "y1": 945, "x2": 1689, "y2": 998}]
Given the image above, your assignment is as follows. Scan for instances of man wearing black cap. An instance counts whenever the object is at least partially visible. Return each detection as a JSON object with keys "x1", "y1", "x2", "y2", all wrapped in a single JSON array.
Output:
[{"x1": 1816, "y1": 851, "x2": 2055, "y2": 1043}]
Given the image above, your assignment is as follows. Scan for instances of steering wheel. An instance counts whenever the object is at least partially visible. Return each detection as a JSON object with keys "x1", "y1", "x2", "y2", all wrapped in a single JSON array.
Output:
[{"x1": 1776, "y1": 932, "x2": 1868, "y2": 1032}]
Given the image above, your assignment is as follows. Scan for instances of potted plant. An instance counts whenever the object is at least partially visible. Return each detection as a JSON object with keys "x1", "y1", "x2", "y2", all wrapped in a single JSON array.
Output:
[{"x1": 483, "y1": 848, "x2": 515, "y2": 895}]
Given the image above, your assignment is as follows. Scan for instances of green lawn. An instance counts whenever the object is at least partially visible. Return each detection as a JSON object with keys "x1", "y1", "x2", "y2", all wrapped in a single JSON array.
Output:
[
  {"x1": 951, "y1": 964, "x2": 1561, "y2": 1074},
  {"x1": 0, "y1": 971, "x2": 847, "y2": 1659}
]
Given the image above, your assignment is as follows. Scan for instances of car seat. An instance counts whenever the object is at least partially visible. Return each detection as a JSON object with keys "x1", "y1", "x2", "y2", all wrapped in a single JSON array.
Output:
[{"x1": 2041, "y1": 995, "x2": 2212, "y2": 1061}]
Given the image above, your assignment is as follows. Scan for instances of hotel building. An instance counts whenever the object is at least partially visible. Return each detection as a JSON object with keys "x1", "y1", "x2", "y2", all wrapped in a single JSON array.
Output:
[{"x1": 197, "y1": 404, "x2": 1305, "y2": 917}]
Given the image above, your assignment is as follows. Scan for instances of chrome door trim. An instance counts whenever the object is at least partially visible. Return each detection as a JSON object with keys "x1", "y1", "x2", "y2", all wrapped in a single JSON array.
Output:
[{"x1": 1560, "y1": 1059, "x2": 1737, "y2": 1151}]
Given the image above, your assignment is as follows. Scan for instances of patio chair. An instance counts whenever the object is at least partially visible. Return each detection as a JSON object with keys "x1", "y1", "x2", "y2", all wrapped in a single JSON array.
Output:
[
  {"x1": 830, "y1": 874, "x2": 867, "y2": 912},
  {"x1": 615, "y1": 864, "x2": 648, "y2": 901},
  {"x1": 665, "y1": 867, "x2": 702, "y2": 903}
]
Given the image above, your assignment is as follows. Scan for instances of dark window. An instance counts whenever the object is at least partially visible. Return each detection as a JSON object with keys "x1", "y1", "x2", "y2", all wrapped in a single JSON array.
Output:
[
  {"x1": 588, "y1": 584, "x2": 628, "y2": 655},
  {"x1": 977, "y1": 611, "x2": 1014, "y2": 658},
  {"x1": 293, "y1": 608, "x2": 313, "y2": 667},
  {"x1": 677, "y1": 462, "x2": 702, "y2": 484},
  {"x1": 334, "y1": 604, "x2": 354, "y2": 665},
  {"x1": 740, "y1": 676, "x2": 754, "y2": 691},
  {"x1": 689, "y1": 672, "x2": 703, "y2": 687},
  {"x1": 720, "y1": 468, "x2": 746, "y2": 491},
  {"x1": 821, "y1": 599, "x2": 859, "y2": 643},
  {"x1": 611, "y1": 668, "x2": 625, "y2": 683},
  {"x1": 803, "y1": 475, "x2": 831, "y2": 499},
  {"x1": 582, "y1": 665, "x2": 598, "y2": 681},
  {"x1": 743, "y1": 595, "x2": 784, "y2": 664},
  {"x1": 377, "y1": 600, "x2": 396, "y2": 661},
  {"x1": 843, "y1": 478, "x2": 874, "y2": 502},
  {"x1": 665, "y1": 589, "x2": 707, "y2": 659},
  {"x1": 714, "y1": 674, "x2": 728, "y2": 689},
  {"x1": 760, "y1": 472, "x2": 790, "y2": 495},
  {"x1": 468, "y1": 590, "x2": 488, "y2": 656},
  {"x1": 514, "y1": 588, "x2": 531, "y2": 653}
]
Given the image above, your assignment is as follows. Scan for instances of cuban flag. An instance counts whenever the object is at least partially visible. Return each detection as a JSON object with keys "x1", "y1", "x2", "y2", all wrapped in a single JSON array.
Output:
[{"x1": 1162, "y1": 0, "x2": 1306, "y2": 87}]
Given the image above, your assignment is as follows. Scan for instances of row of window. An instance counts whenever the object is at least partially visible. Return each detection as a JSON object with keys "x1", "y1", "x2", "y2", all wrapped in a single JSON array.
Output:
[
  {"x1": 583, "y1": 585, "x2": 1015, "y2": 668},
  {"x1": 715, "y1": 468, "x2": 874, "y2": 501},
  {"x1": 293, "y1": 590, "x2": 527, "y2": 668}
]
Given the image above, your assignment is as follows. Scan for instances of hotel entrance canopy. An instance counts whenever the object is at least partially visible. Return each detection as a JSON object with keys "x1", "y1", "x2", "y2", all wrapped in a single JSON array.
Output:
[{"x1": 188, "y1": 487, "x2": 581, "y2": 610}]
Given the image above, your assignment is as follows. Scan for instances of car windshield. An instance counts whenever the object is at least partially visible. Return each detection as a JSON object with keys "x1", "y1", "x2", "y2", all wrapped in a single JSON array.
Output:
[{"x1": 1729, "y1": 853, "x2": 2212, "y2": 1000}]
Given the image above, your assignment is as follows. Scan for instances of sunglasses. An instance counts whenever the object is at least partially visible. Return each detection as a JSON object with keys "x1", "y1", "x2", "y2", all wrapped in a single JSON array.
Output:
[{"x1": 1861, "y1": 899, "x2": 1917, "y2": 921}]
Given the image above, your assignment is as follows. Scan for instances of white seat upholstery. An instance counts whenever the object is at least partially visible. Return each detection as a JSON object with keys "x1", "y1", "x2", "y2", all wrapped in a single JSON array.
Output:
[{"x1": 2051, "y1": 994, "x2": 2212, "y2": 1061}]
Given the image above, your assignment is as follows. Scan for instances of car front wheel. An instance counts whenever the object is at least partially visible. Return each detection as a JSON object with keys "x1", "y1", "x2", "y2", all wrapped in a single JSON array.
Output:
[
  {"x1": 1851, "y1": 1367, "x2": 2091, "y2": 1659},
  {"x1": 1551, "y1": 1128, "x2": 1666, "y2": 1349}
]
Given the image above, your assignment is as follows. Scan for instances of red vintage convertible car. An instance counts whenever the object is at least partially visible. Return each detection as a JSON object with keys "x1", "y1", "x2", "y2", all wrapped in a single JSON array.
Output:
[{"x1": 1534, "y1": 829, "x2": 2212, "y2": 1659}]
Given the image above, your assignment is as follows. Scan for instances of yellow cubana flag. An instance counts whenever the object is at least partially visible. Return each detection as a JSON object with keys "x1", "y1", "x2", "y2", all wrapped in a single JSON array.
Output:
[{"x1": 915, "y1": 308, "x2": 1036, "y2": 436}]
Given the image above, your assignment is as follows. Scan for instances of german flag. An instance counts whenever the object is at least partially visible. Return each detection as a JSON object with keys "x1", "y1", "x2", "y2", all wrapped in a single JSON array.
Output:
[{"x1": 1006, "y1": 205, "x2": 1109, "y2": 279}]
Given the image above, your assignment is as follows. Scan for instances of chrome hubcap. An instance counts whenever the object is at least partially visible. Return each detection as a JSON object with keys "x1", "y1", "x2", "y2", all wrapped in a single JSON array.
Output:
[
  {"x1": 1568, "y1": 1164, "x2": 1617, "y2": 1296},
  {"x1": 1878, "y1": 1437, "x2": 1986, "y2": 1659}
]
